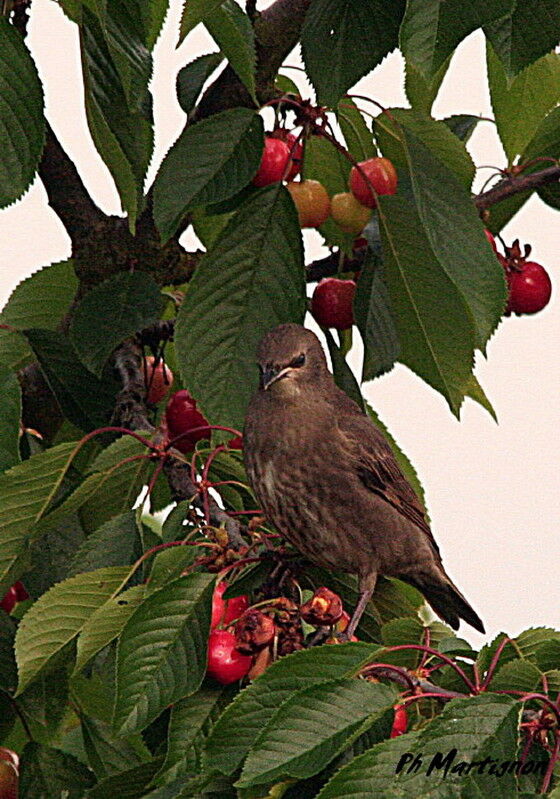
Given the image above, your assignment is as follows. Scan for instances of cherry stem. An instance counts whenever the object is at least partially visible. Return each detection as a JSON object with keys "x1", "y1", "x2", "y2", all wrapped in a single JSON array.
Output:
[
  {"x1": 144, "y1": 455, "x2": 168, "y2": 501},
  {"x1": 540, "y1": 730, "x2": 560, "y2": 794},
  {"x1": 481, "y1": 635, "x2": 515, "y2": 690},
  {"x1": 360, "y1": 662, "x2": 416, "y2": 692},
  {"x1": 384, "y1": 645, "x2": 477, "y2": 693}
]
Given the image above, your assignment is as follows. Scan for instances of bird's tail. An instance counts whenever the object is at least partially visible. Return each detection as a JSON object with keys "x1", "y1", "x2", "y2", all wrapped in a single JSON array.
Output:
[{"x1": 404, "y1": 572, "x2": 485, "y2": 634}]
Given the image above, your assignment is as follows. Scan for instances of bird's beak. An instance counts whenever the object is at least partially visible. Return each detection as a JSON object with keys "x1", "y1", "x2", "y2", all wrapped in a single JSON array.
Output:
[{"x1": 260, "y1": 365, "x2": 291, "y2": 390}]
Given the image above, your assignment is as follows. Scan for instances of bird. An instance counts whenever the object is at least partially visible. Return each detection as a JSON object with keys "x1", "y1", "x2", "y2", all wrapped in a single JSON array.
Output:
[{"x1": 243, "y1": 323, "x2": 485, "y2": 640}]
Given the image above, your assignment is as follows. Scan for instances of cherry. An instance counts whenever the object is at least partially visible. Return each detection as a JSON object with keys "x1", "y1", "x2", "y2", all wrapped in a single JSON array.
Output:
[
  {"x1": 0, "y1": 749, "x2": 18, "y2": 771},
  {"x1": 228, "y1": 435, "x2": 243, "y2": 449},
  {"x1": 1, "y1": 582, "x2": 28, "y2": 614},
  {"x1": 284, "y1": 133, "x2": 304, "y2": 181},
  {"x1": 165, "y1": 390, "x2": 211, "y2": 454},
  {"x1": 349, "y1": 157, "x2": 397, "y2": 208},
  {"x1": 206, "y1": 629, "x2": 252, "y2": 684},
  {"x1": 311, "y1": 277, "x2": 356, "y2": 330},
  {"x1": 210, "y1": 582, "x2": 250, "y2": 629},
  {"x1": 390, "y1": 705, "x2": 408, "y2": 738},
  {"x1": 253, "y1": 137, "x2": 291, "y2": 187},
  {"x1": 331, "y1": 192, "x2": 372, "y2": 234},
  {"x1": 0, "y1": 759, "x2": 18, "y2": 799},
  {"x1": 286, "y1": 179, "x2": 331, "y2": 228},
  {"x1": 507, "y1": 261, "x2": 552, "y2": 315},
  {"x1": 144, "y1": 355, "x2": 173, "y2": 405}
]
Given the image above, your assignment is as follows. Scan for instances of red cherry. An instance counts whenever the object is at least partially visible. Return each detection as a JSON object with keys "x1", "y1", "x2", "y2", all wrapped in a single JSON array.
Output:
[
  {"x1": 166, "y1": 390, "x2": 211, "y2": 454},
  {"x1": 507, "y1": 261, "x2": 552, "y2": 315},
  {"x1": 0, "y1": 586, "x2": 19, "y2": 614},
  {"x1": 284, "y1": 133, "x2": 303, "y2": 181},
  {"x1": 13, "y1": 582, "x2": 29, "y2": 602},
  {"x1": 253, "y1": 138, "x2": 291, "y2": 187},
  {"x1": 206, "y1": 629, "x2": 252, "y2": 684},
  {"x1": 211, "y1": 582, "x2": 228, "y2": 629},
  {"x1": 390, "y1": 705, "x2": 408, "y2": 737},
  {"x1": 349, "y1": 157, "x2": 397, "y2": 208},
  {"x1": 144, "y1": 355, "x2": 173, "y2": 405},
  {"x1": 311, "y1": 277, "x2": 356, "y2": 330},
  {"x1": 0, "y1": 749, "x2": 18, "y2": 771},
  {"x1": 223, "y1": 591, "x2": 250, "y2": 625},
  {"x1": 228, "y1": 435, "x2": 243, "y2": 449},
  {"x1": 211, "y1": 583, "x2": 250, "y2": 629},
  {"x1": 484, "y1": 229, "x2": 498, "y2": 253},
  {"x1": 0, "y1": 759, "x2": 18, "y2": 799}
]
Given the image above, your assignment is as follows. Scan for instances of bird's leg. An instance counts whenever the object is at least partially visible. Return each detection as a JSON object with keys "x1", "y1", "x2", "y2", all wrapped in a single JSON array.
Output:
[{"x1": 339, "y1": 573, "x2": 377, "y2": 641}]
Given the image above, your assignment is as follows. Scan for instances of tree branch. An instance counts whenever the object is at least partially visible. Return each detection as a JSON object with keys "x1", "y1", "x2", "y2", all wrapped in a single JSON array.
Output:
[{"x1": 474, "y1": 165, "x2": 560, "y2": 211}]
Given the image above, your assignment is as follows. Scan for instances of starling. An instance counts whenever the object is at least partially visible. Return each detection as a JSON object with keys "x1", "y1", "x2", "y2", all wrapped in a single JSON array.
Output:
[{"x1": 243, "y1": 323, "x2": 485, "y2": 639}]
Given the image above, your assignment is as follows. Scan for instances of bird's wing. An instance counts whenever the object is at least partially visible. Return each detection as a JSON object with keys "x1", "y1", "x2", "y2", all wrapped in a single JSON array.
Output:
[{"x1": 334, "y1": 393, "x2": 438, "y2": 553}]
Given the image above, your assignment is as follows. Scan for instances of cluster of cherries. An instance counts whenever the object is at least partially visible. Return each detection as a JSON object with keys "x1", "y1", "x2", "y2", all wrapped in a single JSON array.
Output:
[
  {"x1": 485, "y1": 230, "x2": 552, "y2": 315},
  {"x1": 253, "y1": 130, "x2": 397, "y2": 234}
]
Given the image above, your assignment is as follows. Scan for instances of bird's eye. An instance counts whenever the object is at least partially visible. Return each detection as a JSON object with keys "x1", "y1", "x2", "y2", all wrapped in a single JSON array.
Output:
[{"x1": 290, "y1": 353, "x2": 306, "y2": 368}]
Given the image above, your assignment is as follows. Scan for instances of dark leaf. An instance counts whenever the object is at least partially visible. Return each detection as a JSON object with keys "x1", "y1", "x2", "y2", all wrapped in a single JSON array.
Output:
[
  {"x1": 19, "y1": 742, "x2": 95, "y2": 798},
  {"x1": 176, "y1": 52, "x2": 223, "y2": 115}
]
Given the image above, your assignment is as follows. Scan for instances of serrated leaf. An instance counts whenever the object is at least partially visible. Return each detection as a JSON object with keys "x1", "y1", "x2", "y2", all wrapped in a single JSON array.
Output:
[
  {"x1": 146, "y1": 545, "x2": 203, "y2": 594},
  {"x1": 354, "y1": 250, "x2": 400, "y2": 379},
  {"x1": 0, "y1": 18, "x2": 45, "y2": 209},
  {"x1": 176, "y1": 52, "x2": 223, "y2": 115},
  {"x1": 69, "y1": 272, "x2": 163, "y2": 376},
  {"x1": 301, "y1": 0, "x2": 405, "y2": 107},
  {"x1": 400, "y1": 0, "x2": 513, "y2": 81},
  {"x1": 484, "y1": 0, "x2": 560, "y2": 79},
  {"x1": 25, "y1": 511, "x2": 86, "y2": 597},
  {"x1": 15, "y1": 565, "x2": 130, "y2": 693},
  {"x1": 74, "y1": 584, "x2": 146, "y2": 674},
  {"x1": 487, "y1": 45, "x2": 560, "y2": 161},
  {"x1": 0, "y1": 259, "x2": 78, "y2": 369},
  {"x1": 534, "y1": 639, "x2": 560, "y2": 672},
  {"x1": 25, "y1": 328, "x2": 119, "y2": 431},
  {"x1": 464, "y1": 374, "x2": 498, "y2": 421},
  {"x1": 0, "y1": 366, "x2": 21, "y2": 472},
  {"x1": 204, "y1": 1, "x2": 256, "y2": 99},
  {"x1": 153, "y1": 109, "x2": 263, "y2": 242},
  {"x1": 238, "y1": 680, "x2": 396, "y2": 788},
  {"x1": 222, "y1": 560, "x2": 273, "y2": 600},
  {"x1": 82, "y1": 714, "x2": 149, "y2": 778},
  {"x1": 179, "y1": 0, "x2": 227, "y2": 41},
  {"x1": 86, "y1": 757, "x2": 164, "y2": 799},
  {"x1": 317, "y1": 694, "x2": 518, "y2": 797},
  {"x1": 0, "y1": 442, "x2": 77, "y2": 595},
  {"x1": 113, "y1": 573, "x2": 215, "y2": 735},
  {"x1": 324, "y1": 330, "x2": 365, "y2": 410},
  {"x1": 155, "y1": 685, "x2": 230, "y2": 785},
  {"x1": 18, "y1": 668, "x2": 69, "y2": 742},
  {"x1": 19, "y1": 742, "x2": 95, "y2": 798},
  {"x1": 337, "y1": 99, "x2": 376, "y2": 161},
  {"x1": 404, "y1": 55, "x2": 452, "y2": 115},
  {"x1": 80, "y1": 7, "x2": 153, "y2": 227},
  {"x1": 0, "y1": 611, "x2": 18, "y2": 694},
  {"x1": 489, "y1": 659, "x2": 543, "y2": 693},
  {"x1": 69, "y1": 511, "x2": 143, "y2": 576},
  {"x1": 175, "y1": 184, "x2": 306, "y2": 431},
  {"x1": 443, "y1": 113, "x2": 482, "y2": 143},
  {"x1": 521, "y1": 104, "x2": 560, "y2": 212},
  {"x1": 204, "y1": 643, "x2": 382, "y2": 775}
]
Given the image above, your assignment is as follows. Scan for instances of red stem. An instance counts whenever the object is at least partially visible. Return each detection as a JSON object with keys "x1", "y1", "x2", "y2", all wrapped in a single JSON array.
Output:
[
  {"x1": 481, "y1": 636, "x2": 514, "y2": 690},
  {"x1": 384, "y1": 645, "x2": 477, "y2": 693},
  {"x1": 540, "y1": 730, "x2": 560, "y2": 794}
]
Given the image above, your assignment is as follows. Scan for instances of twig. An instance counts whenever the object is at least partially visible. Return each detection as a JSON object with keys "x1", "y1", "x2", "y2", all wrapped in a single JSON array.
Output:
[{"x1": 475, "y1": 165, "x2": 560, "y2": 211}]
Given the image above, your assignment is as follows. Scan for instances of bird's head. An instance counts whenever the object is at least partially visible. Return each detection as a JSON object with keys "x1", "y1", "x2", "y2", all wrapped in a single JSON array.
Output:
[{"x1": 256, "y1": 323, "x2": 329, "y2": 394}]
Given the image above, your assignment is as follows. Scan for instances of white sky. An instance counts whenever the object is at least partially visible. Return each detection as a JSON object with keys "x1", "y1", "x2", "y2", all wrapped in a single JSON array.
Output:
[{"x1": 0, "y1": 0, "x2": 558, "y2": 647}]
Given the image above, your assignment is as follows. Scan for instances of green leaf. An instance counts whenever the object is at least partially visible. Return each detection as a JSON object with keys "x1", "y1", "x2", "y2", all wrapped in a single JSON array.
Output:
[
  {"x1": 113, "y1": 572, "x2": 215, "y2": 735},
  {"x1": 484, "y1": 0, "x2": 560, "y2": 79},
  {"x1": 69, "y1": 511, "x2": 143, "y2": 576},
  {"x1": 324, "y1": 330, "x2": 365, "y2": 410},
  {"x1": 488, "y1": 659, "x2": 543, "y2": 693},
  {"x1": 179, "y1": 0, "x2": 227, "y2": 41},
  {"x1": 222, "y1": 560, "x2": 273, "y2": 600},
  {"x1": 521, "y1": 105, "x2": 560, "y2": 212},
  {"x1": 0, "y1": 18, "x2": 45, "y2": 209},
  {"x1": 15, "y1": 565, "x2": 130, "y2": 694},
  {"x1": 80, "y1": 7, "x2": 153, "y2": 227},
  {"x1": 82, "y1": 714, "x2": 149, "y2": 778},
  {"x1": 464, "y1": 374, "x2": 498, "y2": 421},
  {"x1": 86, "y1": 757, "x2": 164, "y2": 799},
  {"x1": 175, "y1": 184, "x2": 306, "y2": 431},
  {"x1": 0, "y1": 442, "x2": 77, "y2": 595},
  {"x1": 176, "y1": 52, "x2": 223, "y2": 115},
  {"x1": 19, "y1": 742, "x2": 95, "y2": 797},
  {"x1": 354, "y1": 250, "x2": 400, "y2": 379},
  {"x1": 237, "y1": 680, "x2": 396, "y2": 788},
  {"x1": 301, "y1": 0, "x2": 405, "y2": 107},
  {"x1": 404, "y1": 55, "x2": 452, "y2": 115},
  {"x1": 25, "y1": 511, "x2": 86, "y2": 597},
  {"x1": 337, "y1": 99, "x2": 376, "y2": 161},
  {"x1": 316, "y1": 694, "x2": 519, "y2": 797},
  {"x1": 0, "y1": 366, "x2": 21, "y2": 472},
  {"x1": 25, "y1": 328, "x2": 118, "y2": 431},
  {"x1": 74, "y1": 584, "x2": 146, "y2": 674},
  {"x1": 146, "y1": 545, "x2": 203, "y2": 595},
  {"x1": 204, "y1": 1, "x2": 256, "y2": 100},
  {"x1": 400, "y1": 0, "x2": 513, "y2": 81},
  {"x1": 443, "y1": 113, "x2": 482, "y2": 143},
  {"x1": 0, "y1": 259, "x2": 78, "y2": 369},
  {"x1": 204, "y1": 643, "x2": 382, "y2": 775},
  {"x1": 487, "y1": 45, "x2": 560, "y2": 162},
  {"x1": 155, "y1": 685, "x2": 230, "y2": 785},
  {"x1": 18, "y1": 668, "x2": 69, "y2": 743},
  {"x1": 69, "y1": 272, "x2": 163, "y2": 376},
  {"x1": 0, "y1": 611, "x2": 18, "y2": 694},
  {"x1": 153, "y1": 109, "x2": 263, "y2": 242}
]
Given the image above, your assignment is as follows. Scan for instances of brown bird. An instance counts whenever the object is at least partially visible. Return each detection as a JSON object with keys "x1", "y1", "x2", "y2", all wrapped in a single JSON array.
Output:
[{"x1": 243, "y1": 323, "x2": 485, "y2": 639}]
